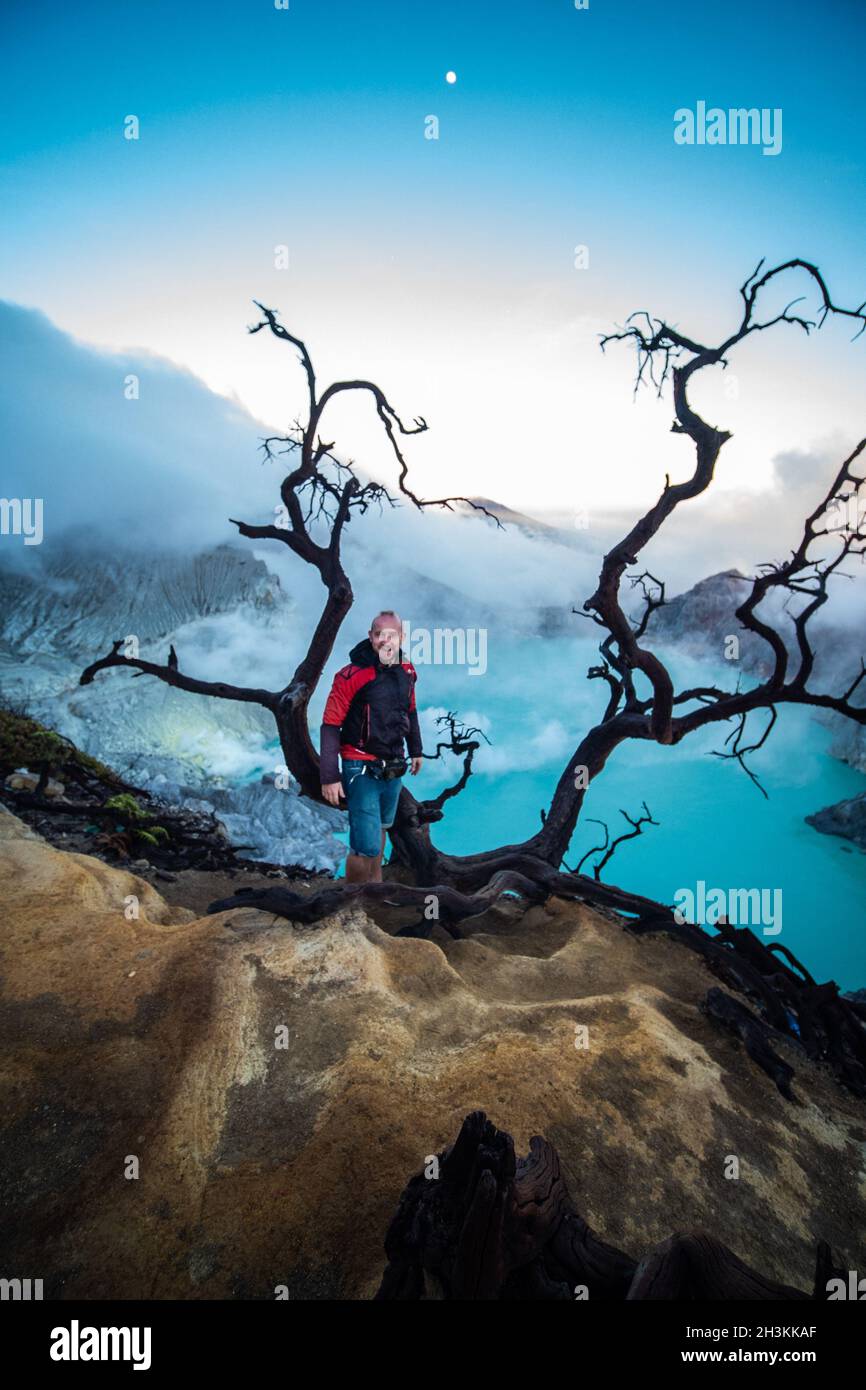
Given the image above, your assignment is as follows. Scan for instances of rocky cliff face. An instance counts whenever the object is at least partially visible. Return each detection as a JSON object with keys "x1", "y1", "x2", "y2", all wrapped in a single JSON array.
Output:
[
  {"x1": 0, "y1": 542, "x2": 346, "y2": 872},
  {"x1": 642, "y1": 569, "x2": 771, "y2": 674},
  {"x1": 826, "y1": 719, "x2": 866, "y2": 776},
  {"x1": 1, "y1": 808, "x2": 863, "y2": 1300},
  {"x1": 0, "y1": 542, "x2": 285, "y2": 657}
]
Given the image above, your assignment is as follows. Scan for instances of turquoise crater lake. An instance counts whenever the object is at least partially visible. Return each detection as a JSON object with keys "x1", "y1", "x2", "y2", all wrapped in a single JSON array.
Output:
[{"x1": 308, "y1": 632, "x2": 866, "y2": 991}]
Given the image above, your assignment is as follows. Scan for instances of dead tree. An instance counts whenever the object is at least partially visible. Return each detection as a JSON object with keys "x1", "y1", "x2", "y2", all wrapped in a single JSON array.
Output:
[
  {"x1": 81, "y1": 262, "x2": 866, "y2": 902},
  {"x1": 393, "y1": 262, "x2": 866, "y2": 888},
  {"x1": 80, "y1": 302, "x2": 502, "y2": 806}
]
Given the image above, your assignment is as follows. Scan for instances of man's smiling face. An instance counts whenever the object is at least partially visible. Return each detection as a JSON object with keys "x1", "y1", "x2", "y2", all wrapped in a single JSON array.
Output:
[{"x1": 369, "y1": 614, "x2": 402, "y2": 665}]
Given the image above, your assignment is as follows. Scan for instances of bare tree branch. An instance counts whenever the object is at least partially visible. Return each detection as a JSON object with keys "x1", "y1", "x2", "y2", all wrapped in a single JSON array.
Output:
[
  {"x1": 708, "y1": 707, "x2": 778, "y2": 798},
  {"x1": 80, "y1": 640, "x2": 277, "y2": 709},
  {"x1": 570, "y1": 802, "x2": 658, "y2": 879},
  {"x1": 416, "y1": 712, "x2": 491, "y2": 817}
]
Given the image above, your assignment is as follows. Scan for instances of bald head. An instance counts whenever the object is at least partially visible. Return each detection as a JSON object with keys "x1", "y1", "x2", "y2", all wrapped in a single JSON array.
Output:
[{"x1": 369, "y1": 610, "x2": 403, "y2": 664}]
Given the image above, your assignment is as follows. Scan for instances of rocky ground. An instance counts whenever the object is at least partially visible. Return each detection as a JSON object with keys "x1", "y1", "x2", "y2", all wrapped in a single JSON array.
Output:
[
  {"x1": 1, "y1": 805, "x2": 864, "y2": 1300},
  {"x1": 0, "y1": 706, "x2": 337, "y2": 892}
]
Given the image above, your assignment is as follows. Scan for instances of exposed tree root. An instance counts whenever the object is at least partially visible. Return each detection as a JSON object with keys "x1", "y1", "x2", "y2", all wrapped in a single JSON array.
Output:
[{"x1": 207, "y1": 859, "x2": 866, "y2": 1101}]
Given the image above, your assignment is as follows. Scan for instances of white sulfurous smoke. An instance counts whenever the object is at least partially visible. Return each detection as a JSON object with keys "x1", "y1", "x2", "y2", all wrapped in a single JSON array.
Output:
[{"x1": 2, "y1": 302, "x2": 864, "y2": 867}]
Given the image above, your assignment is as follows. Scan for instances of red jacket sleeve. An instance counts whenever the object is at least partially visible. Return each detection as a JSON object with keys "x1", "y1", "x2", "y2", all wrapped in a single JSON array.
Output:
[
  {"x1": 322, "y1": 665, "x2": 366, "y2": 725},
  {"x1": 320, "y1": 664, "x2": 370, "y2": 784}
]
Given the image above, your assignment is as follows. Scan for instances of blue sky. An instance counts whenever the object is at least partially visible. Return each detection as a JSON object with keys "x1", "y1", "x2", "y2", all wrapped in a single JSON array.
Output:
[{"x1": 2, "y1": 0, "x2": 865, "y2": 519}]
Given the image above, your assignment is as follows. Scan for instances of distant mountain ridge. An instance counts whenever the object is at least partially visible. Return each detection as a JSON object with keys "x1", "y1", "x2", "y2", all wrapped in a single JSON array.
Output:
[
  {"x1": 639, "y1": 567, "x2": 866, "y2": 771},
  {"x1": 0, "y1": 542, "x2": 286, "y2": 657},
  {"x1": 457, "y1": 495, "x2": 590, "y2": 550},
  {"x1": 636, "y1": 566, "x2": 866, "y2": 846},
  {"x1": 642, "y1": 568, "x2": 771, "y2": 673}
]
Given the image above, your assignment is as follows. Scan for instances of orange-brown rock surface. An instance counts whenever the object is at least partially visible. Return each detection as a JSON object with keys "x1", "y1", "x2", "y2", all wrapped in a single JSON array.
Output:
[{"x1": 0, "y1": 807, "x2": 863, "y2": 1298}]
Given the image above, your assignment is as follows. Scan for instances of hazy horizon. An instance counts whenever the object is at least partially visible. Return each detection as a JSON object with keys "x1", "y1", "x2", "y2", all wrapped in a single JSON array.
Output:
[{"x1": 2, "y1": 0, "x2": 865, "y2": 532}]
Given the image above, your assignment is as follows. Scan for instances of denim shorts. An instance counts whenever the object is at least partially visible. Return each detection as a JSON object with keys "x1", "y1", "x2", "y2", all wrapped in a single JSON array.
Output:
[{"x1": 341, "y1": 758, "x2": 403, "y2": 858}]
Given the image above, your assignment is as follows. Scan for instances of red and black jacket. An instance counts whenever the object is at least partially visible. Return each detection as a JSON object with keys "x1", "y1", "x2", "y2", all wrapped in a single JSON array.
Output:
[{"x1": 319, "y1": 637, "x2": 423, "y2": 784}]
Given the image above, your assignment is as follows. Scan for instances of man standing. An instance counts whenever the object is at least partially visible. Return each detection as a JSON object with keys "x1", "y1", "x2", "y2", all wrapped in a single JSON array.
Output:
[{"x1": 320, "y1": 610, "x2": 423, "y2": 883}]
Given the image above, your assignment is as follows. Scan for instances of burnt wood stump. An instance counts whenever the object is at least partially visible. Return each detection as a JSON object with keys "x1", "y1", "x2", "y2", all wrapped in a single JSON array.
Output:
[{"x1": 375, "y1": 1111, "x2": 838, "y2": 1301}]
